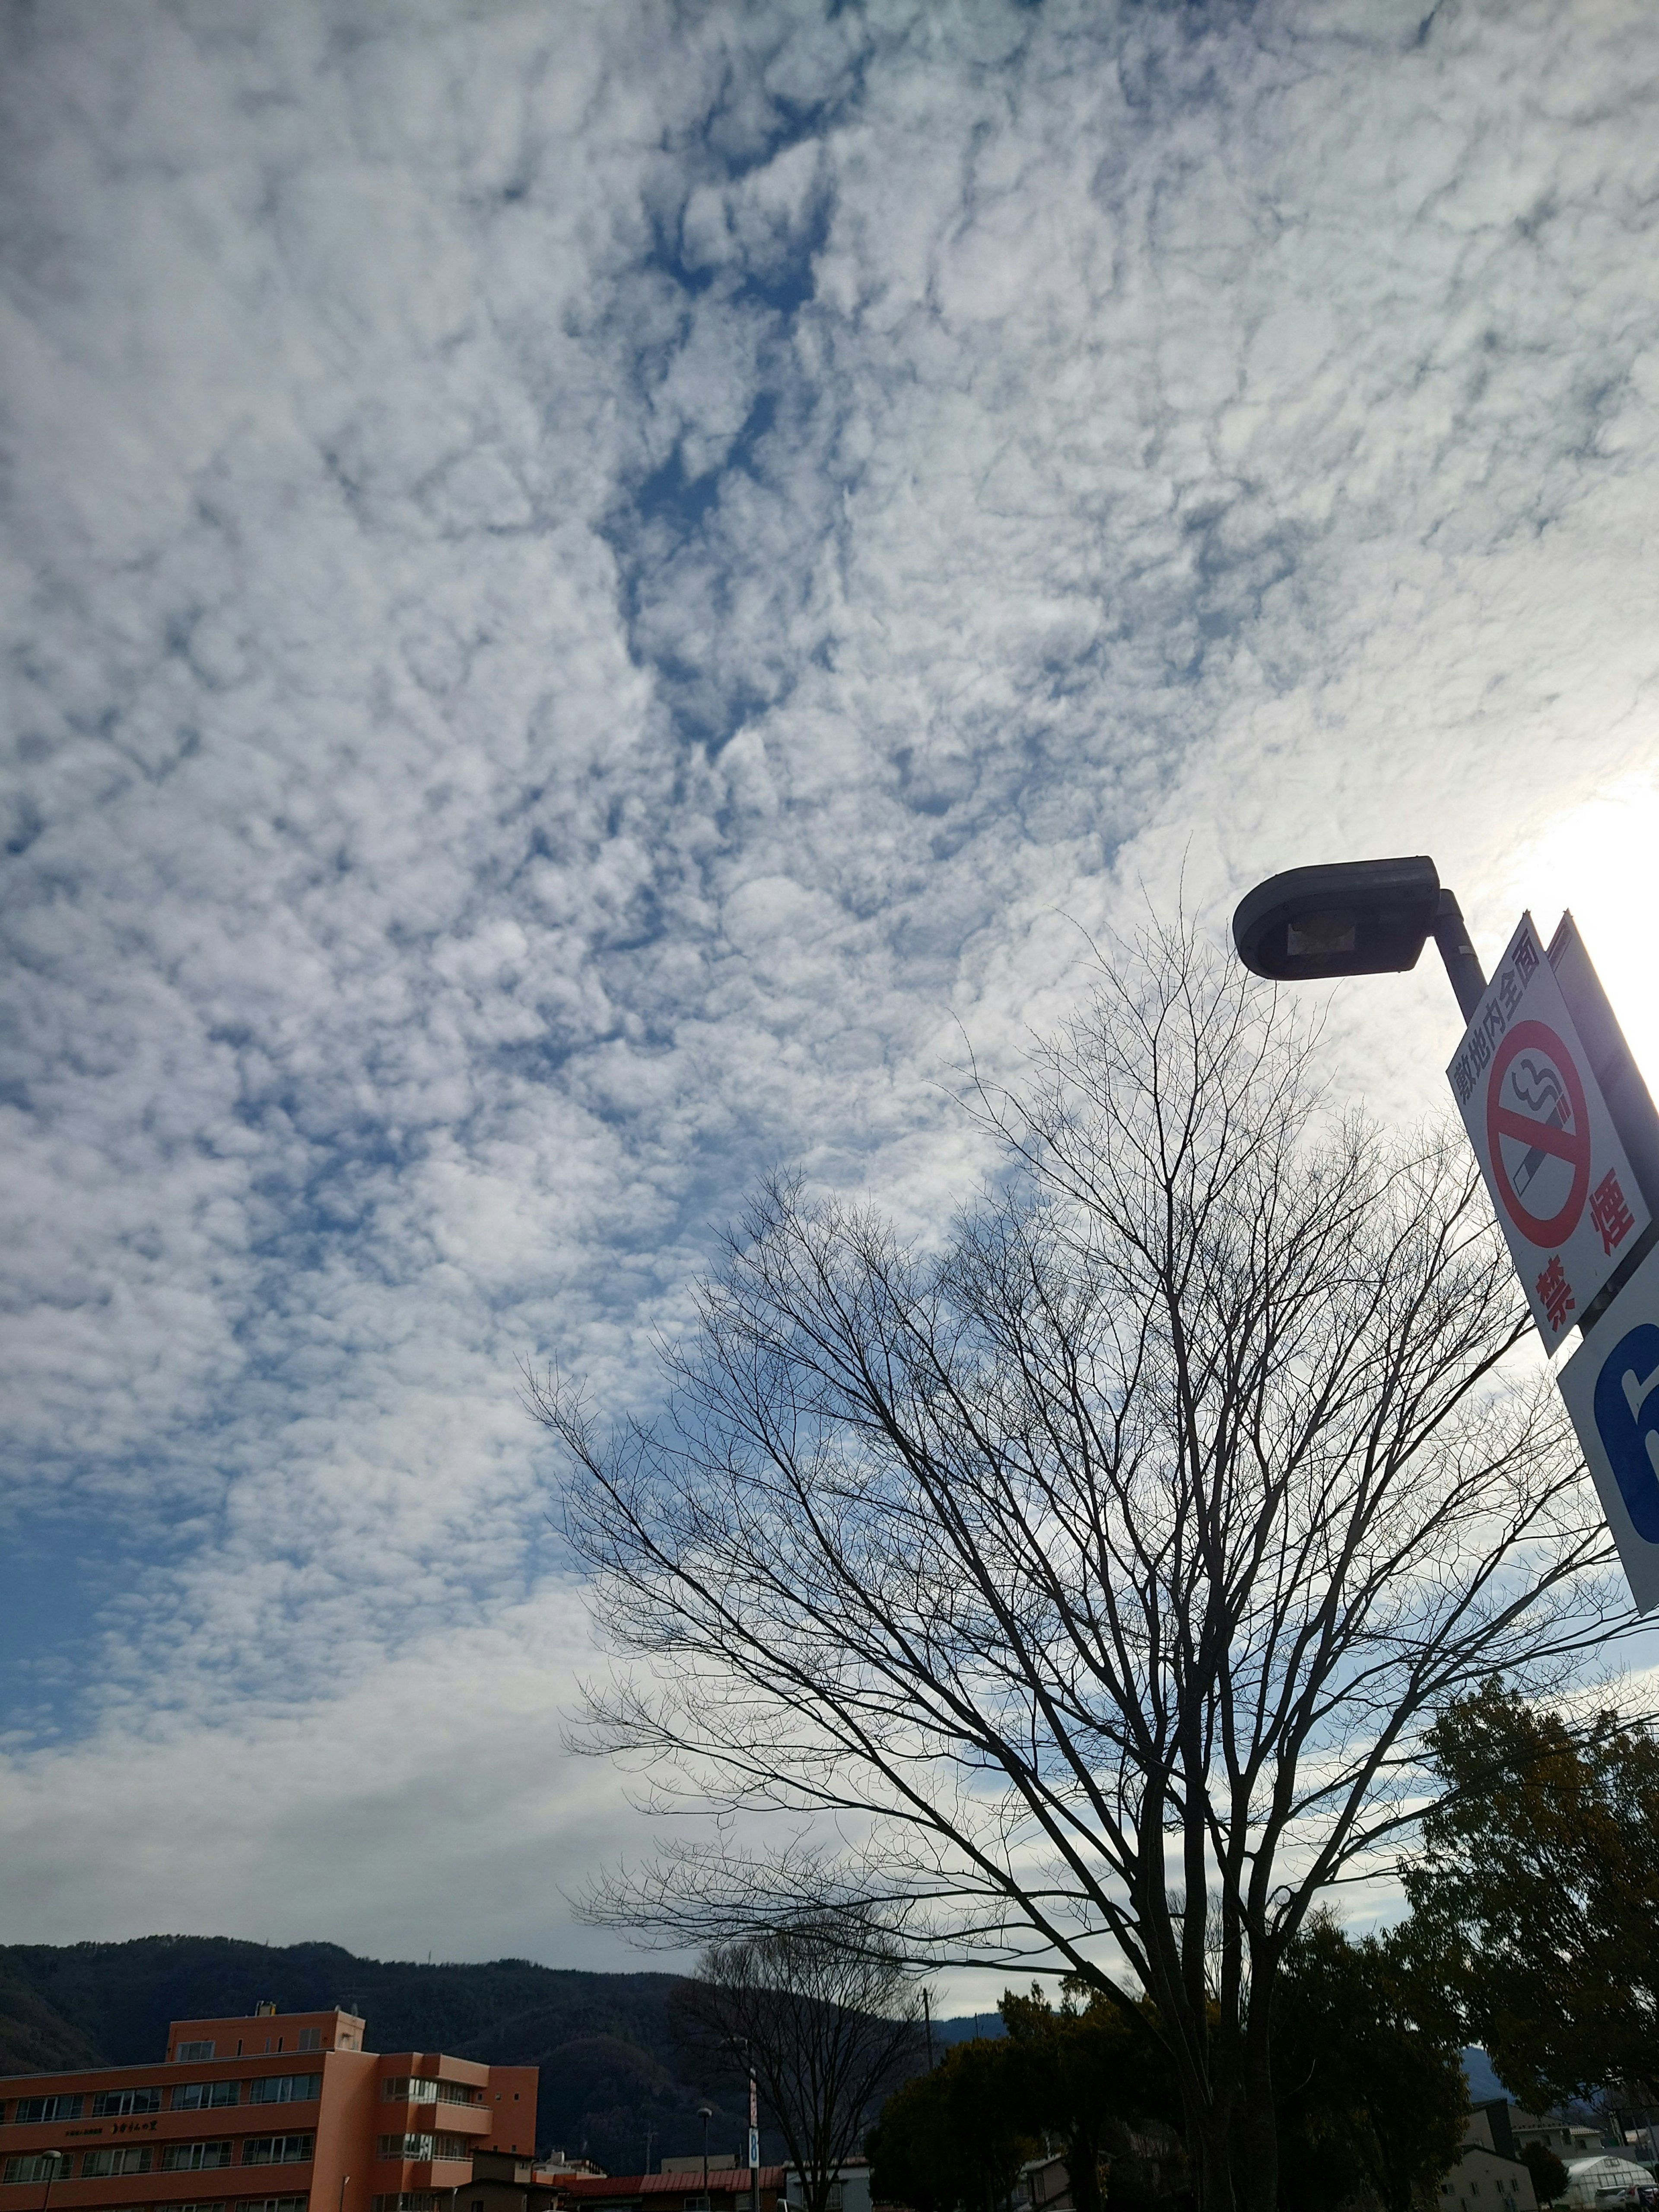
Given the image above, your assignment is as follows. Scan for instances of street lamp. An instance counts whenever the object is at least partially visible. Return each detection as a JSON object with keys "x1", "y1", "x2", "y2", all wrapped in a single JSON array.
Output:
[
  {"x1": 40, "y1": 2150, "x2": 66, "y2": 2212},
  {"x1": 1230, "y1": 855, "x2": 1486, "y2": 1020},
  {"x1": 698, "y1": 2105, "x2": 713, "y2": 2207}
]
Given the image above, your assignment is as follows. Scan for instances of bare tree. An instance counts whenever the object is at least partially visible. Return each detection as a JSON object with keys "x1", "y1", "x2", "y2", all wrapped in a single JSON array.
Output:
[
  {"x1": 532, "y1": 917, "x2": 1629, "y2": 2212},
  {"x1": 670, "y1": 1914, "x2": 924, "y2": 2212}
]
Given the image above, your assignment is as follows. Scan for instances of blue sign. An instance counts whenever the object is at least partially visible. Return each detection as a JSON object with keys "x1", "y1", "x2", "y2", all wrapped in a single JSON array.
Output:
[
  {"x1": 1592, "y1": 1321, "x2": 1659, "y2": 1541},
  {"x1": 1559, "y1": 1240, "x2": 1659, "y2": 1613}
]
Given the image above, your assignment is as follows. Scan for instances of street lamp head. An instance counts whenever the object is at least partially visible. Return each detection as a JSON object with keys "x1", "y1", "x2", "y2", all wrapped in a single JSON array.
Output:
[{"x1": 1232, "y1": 856, "x2": 1442, "y2": 984}]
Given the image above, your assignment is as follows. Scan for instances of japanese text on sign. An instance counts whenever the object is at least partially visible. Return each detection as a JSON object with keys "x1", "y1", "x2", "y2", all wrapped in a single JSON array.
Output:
[{"x1": 1449, "y1": 929, "x2": 1540, "y2": 1106}]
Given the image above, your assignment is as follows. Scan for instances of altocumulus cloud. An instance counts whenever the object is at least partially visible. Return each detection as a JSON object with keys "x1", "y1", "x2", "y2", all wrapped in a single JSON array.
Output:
[{"x1": 4, "y1": 0, "x2": 1659, "y2": 1961}]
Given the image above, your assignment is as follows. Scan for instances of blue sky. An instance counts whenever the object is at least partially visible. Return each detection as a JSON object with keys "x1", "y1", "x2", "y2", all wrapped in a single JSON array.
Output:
[{"x1": 5, "y1": 0, "x2": 1659, "y2": 1987}]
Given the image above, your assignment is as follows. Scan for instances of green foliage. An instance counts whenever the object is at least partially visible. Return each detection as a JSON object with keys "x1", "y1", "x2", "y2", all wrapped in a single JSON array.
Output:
[
  {"x1": 1521, "y1": 2142, "x2": 1568, "y2": 2204},
  {"x1": 1400, "y1": 1680, "x2": 1659, "y2": 2104},
  {"x1": 867, "y1": 2039, "x2": 1037, "y2": 2212},
  {"x1": 997, "y1": 1983, "x2": 1182, "y2": 2212},
  {"x1": 868, "y1": 1986, "x2": 1182, "y2": 2212},
  {"x1": 1272, "y1": 1914, "x2": 1468, "y2": 2212},
  {"x1": 873, "y1": 1932, "x2": 1465, "y2": 2212}
]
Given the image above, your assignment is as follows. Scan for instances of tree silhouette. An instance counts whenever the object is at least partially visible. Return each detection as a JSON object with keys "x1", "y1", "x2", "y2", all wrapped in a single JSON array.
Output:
[{"x1": 541, "y1": 918, "x2": 1625, "y2": 2212}]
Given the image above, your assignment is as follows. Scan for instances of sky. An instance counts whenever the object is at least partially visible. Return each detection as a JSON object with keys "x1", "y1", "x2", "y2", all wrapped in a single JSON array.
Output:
[{"x1": 4, "y1": 0, "x2": 1659, "y2": 1996}]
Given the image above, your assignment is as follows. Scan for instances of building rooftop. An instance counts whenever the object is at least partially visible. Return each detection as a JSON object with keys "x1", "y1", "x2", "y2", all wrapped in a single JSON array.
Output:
[{"x1": 559, "y1": 2171, "x2": 786, "y2": 2198}]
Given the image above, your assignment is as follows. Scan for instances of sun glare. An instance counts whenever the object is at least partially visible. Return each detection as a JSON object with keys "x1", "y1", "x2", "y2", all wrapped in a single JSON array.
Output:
[{"x1": 1499, "y1": 777, "x2": 1659, "y2": 1097}]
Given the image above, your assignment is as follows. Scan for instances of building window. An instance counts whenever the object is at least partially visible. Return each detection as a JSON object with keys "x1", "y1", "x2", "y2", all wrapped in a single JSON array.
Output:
[
  {"x1": 13, "y1": 2095, "x2": 84, "y2": 2124},
  {"x1": 162, "y1": 2142, "x2": 236, "y2": 2172},
  {"x1": 237, "y1": 2196, "x2": 310, "y2": 2212},
  {"x1": 4, "y1": 2156, "x2": 71, "y2": 2186},
  {"x1": 378, "y1": 2137, "x2": 436, "y2": 2163},
  {"x1": 251, "y1": 2076, "x2": 322, "y2": 2106},
  {"x1": 174, "y1": 2082, "x2": 241, "y2": 2110},
  {"x1": 176, "y1": 2042, "x2": 216, "y2": 2063},
  {"x1": 92, "y1": 2087, "x2": 164, "y2": 2117},
  {"x1": 81, "y1": 2149, "x2": 154, "y2": 2178},
  {"x1": 381, "y1": 2080, "x2": 480, "y2": 2109},
  {"x1": 374, "y1": 2135, "x2": 470, "y2": 2164},
  {"x1": 370, "y1": 2194, "x2": 442, "y2": 2211},
  {"x1": 242, "y1": 2136, "x2": 316, "y2": 2167}
]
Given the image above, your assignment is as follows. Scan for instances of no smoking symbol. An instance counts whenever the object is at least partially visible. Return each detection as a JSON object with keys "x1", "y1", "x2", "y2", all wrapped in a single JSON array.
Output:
[{"x1": 1486, "y1": 1019, "x2": 1592, "y2": 1247}]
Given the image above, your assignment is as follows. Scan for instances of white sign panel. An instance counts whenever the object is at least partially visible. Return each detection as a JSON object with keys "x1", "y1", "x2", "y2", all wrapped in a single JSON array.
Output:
[
  {"x1": 1558, "y1": 1239, "x2": 1659, "y2": 1614},
  {"x1": 1447, "y1": 912, "x2": 1650, "y2": 1349}
]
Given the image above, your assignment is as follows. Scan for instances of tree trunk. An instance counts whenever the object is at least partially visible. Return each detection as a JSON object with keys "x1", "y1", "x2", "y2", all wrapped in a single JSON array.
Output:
[
  {"x1": 1238, "y1": 1994, "x2": 1278, "y2": 2212},
  {"x1": 1064, "y1": 2124, "x2": 1104, "y2": 2212},
  {"x1": 1188, "y1": 2104, "x2": 1237, "y2": 2212}
]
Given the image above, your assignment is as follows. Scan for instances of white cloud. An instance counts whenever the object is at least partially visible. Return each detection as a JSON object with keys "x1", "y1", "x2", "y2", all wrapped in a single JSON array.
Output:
[
  {"x1": 0, "y1": 1597, "x2": 645, "y2": 1967},
  {"x1": 4, "y1": 0, "x2": 1659, "y2": 1955}
]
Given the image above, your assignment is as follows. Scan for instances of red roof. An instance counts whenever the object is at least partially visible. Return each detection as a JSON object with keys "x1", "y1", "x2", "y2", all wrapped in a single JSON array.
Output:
[{"x1": 558, "y1": 2172, "x2": 786, "y2": 2199}]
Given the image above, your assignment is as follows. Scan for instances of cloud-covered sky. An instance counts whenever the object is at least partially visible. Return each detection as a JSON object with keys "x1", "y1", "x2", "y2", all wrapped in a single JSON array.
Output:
[{"x1": 5, "y1": 0, "x2": 1659, "y2": 1985}]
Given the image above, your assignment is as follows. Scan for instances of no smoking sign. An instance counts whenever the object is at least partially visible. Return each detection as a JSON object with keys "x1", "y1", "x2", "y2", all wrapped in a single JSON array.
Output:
[
  {"x1": 1486, "y1": 1020, "x2": 1591, "y2": 1248},
  {"x1": 1449, "y1": 915, "x2": 1649, "y2": 1348}
]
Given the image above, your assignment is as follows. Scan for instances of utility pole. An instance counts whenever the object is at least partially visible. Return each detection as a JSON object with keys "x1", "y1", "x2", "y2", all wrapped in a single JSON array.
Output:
[
  {"x1": 749, "y1": 2063, "x2": 760, "y2": 2212},
  {"x1": 922, "y1": 1991, "x2": 935, "y2": 2072}
]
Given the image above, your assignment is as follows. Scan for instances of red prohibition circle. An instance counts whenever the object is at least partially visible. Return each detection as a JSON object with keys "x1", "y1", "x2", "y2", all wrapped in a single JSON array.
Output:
[{"x1": 1485, "y1": 1019, "x2": 1592, "y2": 1246}]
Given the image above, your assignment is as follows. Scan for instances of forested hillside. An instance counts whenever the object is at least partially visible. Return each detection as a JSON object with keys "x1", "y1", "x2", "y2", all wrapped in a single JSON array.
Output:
[
  {"x1": 0, "y1": 1938, "x2": 730, "y2": 2174},
  {"x1": 0, "y1": 1938, "x2": 973, "y2": 2177}
]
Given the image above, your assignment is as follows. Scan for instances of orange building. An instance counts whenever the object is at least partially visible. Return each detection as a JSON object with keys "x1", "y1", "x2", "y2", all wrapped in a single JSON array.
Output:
[{"x1": 0, "y1": 2005, "x2": 536, "y2": 2212}]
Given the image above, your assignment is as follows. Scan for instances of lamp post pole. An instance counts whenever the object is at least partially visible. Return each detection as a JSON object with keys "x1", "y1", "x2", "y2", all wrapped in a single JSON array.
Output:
[
  {"x1": 698, "y1": 2105, "x2": 713, "y2": 2207},
  {"x1": 1429, "y1": 887, "x2": 1487, "y2": 1020}
]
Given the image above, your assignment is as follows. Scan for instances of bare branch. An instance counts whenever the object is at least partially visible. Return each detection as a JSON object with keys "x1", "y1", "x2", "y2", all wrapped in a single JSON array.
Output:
[{"x1": 535, "y1": 921, "x2": 1629, "y2": 2212}]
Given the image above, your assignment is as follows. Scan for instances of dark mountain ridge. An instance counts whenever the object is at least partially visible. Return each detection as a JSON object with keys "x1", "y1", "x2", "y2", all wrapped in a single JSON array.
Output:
[
  {"x1": 0, "y1": 1937, "x2": 719, "y2": 2174},
  {"x1": 0, "y1": 1937, "x2": 956, "y2": 2178}
]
